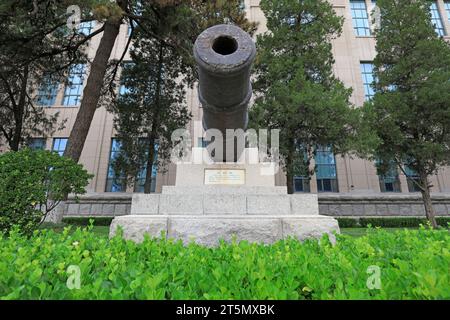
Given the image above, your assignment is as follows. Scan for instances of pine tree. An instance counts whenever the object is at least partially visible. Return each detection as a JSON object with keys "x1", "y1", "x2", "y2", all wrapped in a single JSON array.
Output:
[
  {"x1": 0, "y1": 0, "x2": 102, "y2": 151},
  {"x1": 360, "y1": 0, "x2": 450, "y2": 228},
  {"x1": 63, "y1": 0, "x2": 257, "y2": 163},
  {"x1": 108, "y1": 0, "x2": 256, "y2": 193},
  {"x1": 250, "y1": 0, "x2": 356, "y2": 194},
  {"x1": 110, "y1": 36, "x2": 191, "y2": 193}
]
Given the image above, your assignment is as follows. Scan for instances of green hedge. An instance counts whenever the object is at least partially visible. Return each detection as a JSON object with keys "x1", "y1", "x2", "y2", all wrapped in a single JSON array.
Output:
[
  {"x1": 62, "y1": 217, "x2": 114, "y2": 226},
  {"x1": 337, "y1": 217, "x2": 450, "y2": 228},
  {"x1": 0, "y1": 226, "x2": 449, "y2": 299},
  {"x1": 61, "y1": 216, "x2": 450, "y2": 229}
]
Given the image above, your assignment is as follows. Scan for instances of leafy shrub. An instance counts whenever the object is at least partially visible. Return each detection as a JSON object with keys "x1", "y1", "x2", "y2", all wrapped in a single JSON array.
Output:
[
  {"x1": 0, "y1": 226, "x2": 448, "y2": 300},
  {"x1": 0, "y1": 149, "x2": 93, "y2": 234}
]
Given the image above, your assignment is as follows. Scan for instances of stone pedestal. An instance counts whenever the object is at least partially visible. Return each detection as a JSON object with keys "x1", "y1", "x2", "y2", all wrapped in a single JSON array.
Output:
[
  {"x1": 110, "y1": 214, "x2": 338, "y2": 246},
  {"x1": 110, "y1": 154, "x2": 340, "y2": 246}
]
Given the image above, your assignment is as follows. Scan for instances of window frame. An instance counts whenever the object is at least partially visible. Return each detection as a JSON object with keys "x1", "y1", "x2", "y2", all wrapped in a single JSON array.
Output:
[
  {"x1": 429, "y1": 1, "x2": 447, "y2": 36},
  {"x1": 360, "y1": 62, "x2": 375, "y2": 101},
  {"x1": 28, "y1": 138, "x2": 47, "y2": 151},
  {"x1": 105, "y1": 139, "x2": 128, "y2": 193},
  {"x1": 52, "y1": 138, "x2": 68, "y2": 156},
  {"x1": 62, "y1": 64, "x2": 85, "y2": 106},
  {"x1": 350, "y1": 0, "x2": 372, "y2": 37},
  {"x1": 315, "y1": 146, "x2": 339, "y2": 193}
]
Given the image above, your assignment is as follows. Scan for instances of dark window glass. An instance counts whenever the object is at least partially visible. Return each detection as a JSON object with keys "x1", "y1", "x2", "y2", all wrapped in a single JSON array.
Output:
[
  {"x1": 350, "y1": 0, "x2": 371, "y2": 36},
  {"x1": 294, "y1": 177, "x2": 311, "y2": 193},
  {"x1": 52, "y1": 138, "x2": 68, "y2": 156},
  {"x1": 315, "y1": 146, "x2": 339, "y2": 193},
  {"x1": 405, "y1": 166, "x2": 422, "y2": 193},
  {"x1": 360, "y1": 62, "x2": 375, "y2": 101},
  {"x1": 36, "y1": 75, "x2": 59, "y2": 106},
  {"x1": 430, "y1": 2, "x2": 446, "y2": 36},
  {"x1": 105, "y1": 139, "x2": 127, "y2": 192},
  {"x1": 62, "y1": 64, "x2": 85, "y2": 106},
  {"x1": 28, "y1": 138, "x2": 46, "y2": 150},
  {"x1": 134, "y1": 141, "x2": 159, "y2": 193}
]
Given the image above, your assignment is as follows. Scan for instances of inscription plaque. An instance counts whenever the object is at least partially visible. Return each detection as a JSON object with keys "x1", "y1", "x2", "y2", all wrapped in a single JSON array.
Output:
[{"x1": 204, "y1": 169, "x2": 246, "y2": 185}]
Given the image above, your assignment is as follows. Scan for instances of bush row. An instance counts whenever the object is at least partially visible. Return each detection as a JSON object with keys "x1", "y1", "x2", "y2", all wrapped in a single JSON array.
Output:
[
  {"x1": 0, "y1": 226, "x2": 448, "y2": 299},
  {"x1": 337, "y1": 217, "x2": 450, "y2": 228},
  {"x1": 60, "y1": 216, "x2": 450, "y2": 229},
  {"x1": 62, "y1": 217, "x2": 114, "y2": 226}
]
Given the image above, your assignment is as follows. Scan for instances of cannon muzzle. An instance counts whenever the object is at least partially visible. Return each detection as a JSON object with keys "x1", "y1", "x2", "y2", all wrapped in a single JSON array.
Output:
[{"x1": 194, "y1": 24, "x2": 256, "y2": 162}]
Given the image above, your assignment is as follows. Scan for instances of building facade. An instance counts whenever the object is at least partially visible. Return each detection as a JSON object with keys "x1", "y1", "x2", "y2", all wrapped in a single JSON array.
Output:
[{"x1": 14, "y1": 0, "x2": 450, "y2": 218}]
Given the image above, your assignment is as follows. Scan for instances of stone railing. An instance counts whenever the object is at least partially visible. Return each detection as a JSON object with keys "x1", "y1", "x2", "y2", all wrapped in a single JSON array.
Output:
[
  {"x1": 58, "y1": 192, "x2": 450, "y2": 218},
  {"x1": 59, "y1": 193, "x2": 132, "y2": 217},
  {"x1": 319, "y1": 193, "x2": 450, "y2": 217}
]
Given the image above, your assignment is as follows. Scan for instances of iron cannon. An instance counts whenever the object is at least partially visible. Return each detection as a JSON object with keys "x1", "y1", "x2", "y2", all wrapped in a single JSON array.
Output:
[{"x1": 194, "y1": 24, "x2": 256, "y2": 162}]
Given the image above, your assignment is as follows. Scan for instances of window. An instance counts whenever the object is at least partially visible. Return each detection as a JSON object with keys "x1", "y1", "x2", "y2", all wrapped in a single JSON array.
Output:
[
  {"x1": 134, "y1": 170, "x2": 157, "y2": 193},
  {"x1": 239, "y1": 0, "x2": 246, "y2": 12},
  {"x1": 376, "y1": 161, "x2": 401, "y2": 193},
  {"x1": 28, "y1": 138, "x2": 46, "y2": 150},
  {"x1": 119, "y1": 62, "x2": 133, "y2": 96},
  {"x1": 293, "y1": 146, "x2": 311, "y2": 193},
  {"x1": 134, "y1": 140, "x2": 158, "y2": 193},
  {"x1": 445, "y1": 1, "x2": 450, "y2": 23},
  {"x1": 52, "y1": 138, "x2": 68, "y2": 156},
  {"x1": 350, "y1": 0, "x2": 371, "y2": 36},
  {"x1": 128, "y1": 1, "x2": 142, "y2": 36},
  {"x1": 78, "y1": 21, "x2": 94, "y2": 36},
  {"x1": 430, "y1": 1, "x2": 446, "y2": 36},
  {"x1": 36, "y1": 76, "x2": 59, "y2": 106},
  {"x1": 405, "y1": 166, "x2": 422, "y2": 193},
  {"x1": 62, "y1": 64, "x2": 85, "y2": 106},
  {"x1": 127, "y1": 21, "x2": 137, "y2": 36},
  {"x1": 198, "y1": 137, "x2": 209, "y2": 148},
  {"x1": 360, "y1": 62, "x2": 375, "y2": 101},
  {"x1": 106, "y1": 139, "x2": 127, "y2": 192},
  {"x1": 315, "y1": 146, "x2": 339, "y2": 193},
  {"x1": 294, "y1": 177, "x2": 311, "y2": 193}
]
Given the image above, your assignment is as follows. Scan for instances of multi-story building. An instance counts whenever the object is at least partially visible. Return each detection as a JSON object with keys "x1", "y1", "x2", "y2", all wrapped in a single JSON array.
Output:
[{"x1": 15, "y1": 0, "x2": 450, "y2": 218}]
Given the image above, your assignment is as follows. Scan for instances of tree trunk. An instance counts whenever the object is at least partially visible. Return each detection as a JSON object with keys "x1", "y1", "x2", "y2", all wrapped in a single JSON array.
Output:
[
  {"x1": 419, "y1": 171, "x2": 438, "y2": 228},
  {"x1": 286, "y1": 146, "x2": 295, "y2": 195},
  {"x1": 143, "y1": 42, "x2": 164, "y2": 194},
  {"x1": 144, "y1": 136, "x2": 156, "y2": 194},
  {"x1": 63, "y1": 20, "x2": 121, "y2": 162},
  {"x1": 10, "y1": 65, "x2": 29, "y2": 151}
]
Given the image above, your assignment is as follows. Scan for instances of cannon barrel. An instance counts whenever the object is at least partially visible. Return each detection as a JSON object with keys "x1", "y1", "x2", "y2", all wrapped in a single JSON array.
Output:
[{"x1": 194, "y1": 24, "x2": 256, "y2": 162}]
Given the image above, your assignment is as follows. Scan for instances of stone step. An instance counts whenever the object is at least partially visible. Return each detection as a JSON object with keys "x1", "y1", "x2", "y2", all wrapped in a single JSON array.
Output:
[
  {"x1": 131, "y1": 193, "x2": 319, "y2": 216},
  {"x1": 110, "y1": 215, "x2": 339, "y2": 246}
]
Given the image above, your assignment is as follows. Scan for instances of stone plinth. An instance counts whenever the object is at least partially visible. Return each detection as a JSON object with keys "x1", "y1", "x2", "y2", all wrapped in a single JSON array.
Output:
[
  {"x1": 110, "y1": 215, "x2": 339, "y2": 246},
  {"x1": 110, "y1": 186, "x2": 340, "y2": 246}
]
